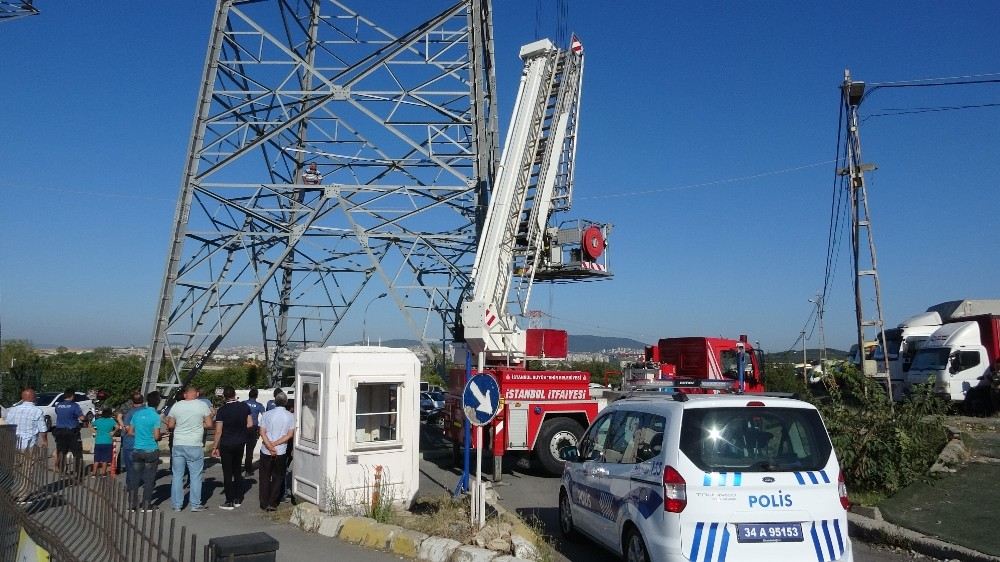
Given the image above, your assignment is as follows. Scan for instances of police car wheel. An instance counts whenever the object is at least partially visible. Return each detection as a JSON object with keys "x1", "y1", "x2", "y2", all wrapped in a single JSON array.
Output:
[
  {"x1": 535, "y1": 418, "x2": 583, "y2": 475},
  {"x1": 558, "y1": 489, "x2": 576, "y2": 537},
  {"x1": 624, "y1": 529, "x2": 649, "y2": 562}
]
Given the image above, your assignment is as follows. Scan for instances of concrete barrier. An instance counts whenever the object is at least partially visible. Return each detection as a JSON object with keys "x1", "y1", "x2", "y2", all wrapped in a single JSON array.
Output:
[{"x1": 289, "y1": 504, "x2": 537, "y2": 562}]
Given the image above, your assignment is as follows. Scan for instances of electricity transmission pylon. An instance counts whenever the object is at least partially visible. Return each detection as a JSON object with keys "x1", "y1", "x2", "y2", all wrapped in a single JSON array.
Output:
[
  {"x1": 143, "y1": 0, "x2": 498, "y2": 396},
  {"x1": 839, "y1": 69, "x2": 892, "y2": 401},
  {"x1": 0, "y1": 1, "x2": 38, "y2": 22}
]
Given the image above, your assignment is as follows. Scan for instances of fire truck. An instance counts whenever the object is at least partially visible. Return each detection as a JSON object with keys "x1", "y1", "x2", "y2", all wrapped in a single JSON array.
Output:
[
  {"x1": 623, "y1": 335, "x2": 766, "y2": 393},
  {"x1": 443, "y1": 36, "x2": 613, "y2": 478}
]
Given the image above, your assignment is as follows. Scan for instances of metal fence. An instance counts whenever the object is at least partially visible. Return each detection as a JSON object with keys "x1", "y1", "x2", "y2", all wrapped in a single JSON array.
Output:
[{"x1": 0, "y1": 425, "x2": 203, "y2": 562}]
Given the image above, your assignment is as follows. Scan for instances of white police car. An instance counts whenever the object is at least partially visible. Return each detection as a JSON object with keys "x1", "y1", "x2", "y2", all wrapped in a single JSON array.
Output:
[{"x1": 557, "y1": 392, "x2": 852, "y2": 562}]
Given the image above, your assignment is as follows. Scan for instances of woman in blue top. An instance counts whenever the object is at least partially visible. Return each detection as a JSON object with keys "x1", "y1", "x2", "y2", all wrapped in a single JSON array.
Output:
[{"x1": 92, "y1": 408, "x2": 117, "y2": 477}]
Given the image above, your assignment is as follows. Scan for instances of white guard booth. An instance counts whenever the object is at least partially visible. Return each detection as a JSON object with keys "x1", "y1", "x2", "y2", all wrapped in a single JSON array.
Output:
[{"x1": 292, "y1": 346, "x2": 421, "y2": 511}]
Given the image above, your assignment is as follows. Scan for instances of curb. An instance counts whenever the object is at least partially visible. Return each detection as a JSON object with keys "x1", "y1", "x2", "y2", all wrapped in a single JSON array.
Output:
[
  {"x1": 290, "y1": 503, "x2": 536, "y2": 562},
  {"x1": 848, "y1": 512, "x2": 1000, "y2": 562}
]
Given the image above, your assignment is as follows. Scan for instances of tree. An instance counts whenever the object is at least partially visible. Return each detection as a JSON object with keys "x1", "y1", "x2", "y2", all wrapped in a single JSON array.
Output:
[{"x1": 1, "y1": 340, "x2": 39, "y2": 402}]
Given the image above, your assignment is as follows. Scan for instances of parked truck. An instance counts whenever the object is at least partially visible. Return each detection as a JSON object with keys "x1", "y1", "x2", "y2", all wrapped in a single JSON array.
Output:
[
  {"x1": 890, "y1": 300, "x2": 1000, "y2": 398},
  {"x1": 906, "y1": 314, "x2": 1000, "y2": 401}
]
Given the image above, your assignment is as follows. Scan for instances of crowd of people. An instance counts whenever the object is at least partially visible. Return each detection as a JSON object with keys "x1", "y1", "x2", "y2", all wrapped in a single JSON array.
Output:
[{"x1": 4, "y1": 385, "x2": 297, "y2": 513}]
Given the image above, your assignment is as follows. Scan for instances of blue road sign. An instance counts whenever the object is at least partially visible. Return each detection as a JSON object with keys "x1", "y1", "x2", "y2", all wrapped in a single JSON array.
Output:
[{"x1": 462, "y1": 373, "x2": 500, "y2": 426}]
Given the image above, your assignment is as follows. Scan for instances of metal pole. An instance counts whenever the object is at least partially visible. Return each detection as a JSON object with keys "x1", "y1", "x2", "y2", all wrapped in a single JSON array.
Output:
[
  {"x1": 818, "y1": 296, "x2": 827, "y2": 369},
  {"x1": 475, "y1": 425, "x2": 484, "y2": 527},
  {"x1": 362, "y1": 293, "x2": 387, "y2": 344},
  {"x1": 801, "y1": 331, "x2": 807, "y2": 385},
  {"x1": 463, "y1": 351, "x2": 472, "y2": 493},
  {"x1": 737, "y1": 347, "x2": 745, "y2": 393}
]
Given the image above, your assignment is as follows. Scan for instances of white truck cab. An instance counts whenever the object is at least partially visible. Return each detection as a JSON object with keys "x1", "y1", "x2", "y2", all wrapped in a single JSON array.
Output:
[
  {"x1": 558, "y1": 393, "x2": 852, "y2": 562},
  {"x1": 907, "y1": 321, "x2": 991, "y2": 401},
  {"x1": 887, "y1": 311, "x2": 941, "y2": 397}
]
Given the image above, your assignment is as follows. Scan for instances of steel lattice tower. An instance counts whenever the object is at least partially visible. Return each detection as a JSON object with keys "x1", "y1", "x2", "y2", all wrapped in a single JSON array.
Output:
[
  {"x1": 0, "y1": 1, "x2": 38, "y2": 22},
  {"x1": 143, "y1": 0, "x2": 497, "y2": 396}
]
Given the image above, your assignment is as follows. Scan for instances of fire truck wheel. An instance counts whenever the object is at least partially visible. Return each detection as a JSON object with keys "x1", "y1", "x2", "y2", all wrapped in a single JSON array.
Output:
[{"x1": 535, "y1": 417, "x2": 583, "y2": 475}]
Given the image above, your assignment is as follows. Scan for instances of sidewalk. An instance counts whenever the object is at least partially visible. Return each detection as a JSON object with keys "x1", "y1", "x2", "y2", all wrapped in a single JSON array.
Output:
[{"x1": 120, "y1": 456, "x2": 399, "y2": 561}]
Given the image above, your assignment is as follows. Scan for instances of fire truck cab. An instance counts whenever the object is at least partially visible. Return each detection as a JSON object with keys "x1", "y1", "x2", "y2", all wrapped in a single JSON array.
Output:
[{"x1": 624, "y1": 335, "x2": 765, "y2": 394}]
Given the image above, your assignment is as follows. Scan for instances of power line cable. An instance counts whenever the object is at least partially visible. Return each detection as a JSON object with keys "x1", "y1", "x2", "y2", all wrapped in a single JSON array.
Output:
[
  {"x1": 577, "y1": 159, "x2": 838, "y2": 201},
  {"x1": 536, "y1": 310, "x2": 651, "y2": 342},
  {"x1": 868, "y1": 72, "x2": 1000, "y2": 86},
  {"x1": 821, "y1": 102, "x2": 846, "y2": 308},
  {"x1": 862, "y1": 77, "x2": 1000, "y2": 105},
  {"x1": 863, "y1": 101, "x2": 1000, "y2": 121}
]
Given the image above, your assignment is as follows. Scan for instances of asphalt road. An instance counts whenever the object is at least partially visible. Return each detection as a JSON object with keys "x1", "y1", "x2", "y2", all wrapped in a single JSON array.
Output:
[{"x1": 417, "y1": 426, "x2": 942, "y2": 562}]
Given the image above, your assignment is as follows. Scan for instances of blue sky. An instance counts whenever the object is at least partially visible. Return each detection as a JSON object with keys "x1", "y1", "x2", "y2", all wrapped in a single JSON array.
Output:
[{"x1": 1, "y1": 1, "x2": 998, "y2": 352}]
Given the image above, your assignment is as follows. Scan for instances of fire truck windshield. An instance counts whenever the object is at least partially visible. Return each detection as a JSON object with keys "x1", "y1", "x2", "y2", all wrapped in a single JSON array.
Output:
[{"x1": 720, "y1": 349, "x2": 752, "y2": 380}]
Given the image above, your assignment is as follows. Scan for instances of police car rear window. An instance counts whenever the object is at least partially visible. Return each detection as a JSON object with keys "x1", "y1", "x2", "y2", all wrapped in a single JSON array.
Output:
[{"x1": 679, "y1": 407, "x2": 832, "y2": 473}]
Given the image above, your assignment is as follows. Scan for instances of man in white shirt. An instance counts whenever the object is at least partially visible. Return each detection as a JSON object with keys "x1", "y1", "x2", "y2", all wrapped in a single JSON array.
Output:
[
  {"x1": 258, "y1": 393, "x2": 295, "y2": 511},
  {"x1": 6, "y1": 388, "x2": 49, "y2": 504},
  {"x1": 166, "y1": 386, "x2": 213, "y2": 511},
  {"x1": 6, "y1": 388, "x2": 48, "y2": 451}
]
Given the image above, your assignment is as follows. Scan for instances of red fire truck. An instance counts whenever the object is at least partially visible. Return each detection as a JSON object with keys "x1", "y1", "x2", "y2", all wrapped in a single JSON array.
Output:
[
  {"x1": 444, "y1": 351, "x2": 609, "y2": 477},
  {"x1": 623, "y1": 335, "x2": 766, "y2": 393}
]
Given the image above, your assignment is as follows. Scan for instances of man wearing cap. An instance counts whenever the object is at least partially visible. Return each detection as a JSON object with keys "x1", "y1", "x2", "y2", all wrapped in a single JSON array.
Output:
[{"x1": 53, "y1": 389, "x2": 85, "y2": 475}]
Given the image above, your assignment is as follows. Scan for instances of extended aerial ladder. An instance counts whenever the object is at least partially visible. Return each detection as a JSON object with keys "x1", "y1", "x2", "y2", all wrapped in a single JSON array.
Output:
[{"x1": 461, "y1": 37, "x2": 610, "y2": 364}]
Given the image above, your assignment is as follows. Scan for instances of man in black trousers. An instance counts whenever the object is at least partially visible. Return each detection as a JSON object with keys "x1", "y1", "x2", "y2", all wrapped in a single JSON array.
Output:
[{"x1": 212, "y1": 387, "x2": 252, "y2": 510}]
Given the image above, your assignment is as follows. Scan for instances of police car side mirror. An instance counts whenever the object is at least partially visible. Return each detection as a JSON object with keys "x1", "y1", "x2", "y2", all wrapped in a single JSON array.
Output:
[{"x1": 559, "y1": 446, "x2": 580, "y2": 463}]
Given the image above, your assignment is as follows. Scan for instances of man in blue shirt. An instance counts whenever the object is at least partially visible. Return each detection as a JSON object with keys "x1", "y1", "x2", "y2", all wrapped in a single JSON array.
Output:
[
  {"x1": 264, "y1": 387, "x2": 284, "y2": 411},
  {"x1": 53, "y1": 389, "x2": 84, "y2": 475},
  {"x1": 116, "y1": 391, "x2": 144, "y2": 488},
  {"x1": 243, "y1": 388, "x2": 265, "y2": 475},
  {"x1": 128, "y1": 391, "x2": 163, "y2": 512}
]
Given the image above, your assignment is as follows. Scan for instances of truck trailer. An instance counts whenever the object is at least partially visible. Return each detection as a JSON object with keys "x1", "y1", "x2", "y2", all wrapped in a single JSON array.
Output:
[{"x1": 906, "y1": 314, "x2": 1000, "y2": 401}]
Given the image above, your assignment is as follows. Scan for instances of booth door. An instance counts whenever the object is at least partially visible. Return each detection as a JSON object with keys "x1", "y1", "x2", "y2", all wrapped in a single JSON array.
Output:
[{"x1": 293, "y1": 372, "x2": 324, "y2": 504}]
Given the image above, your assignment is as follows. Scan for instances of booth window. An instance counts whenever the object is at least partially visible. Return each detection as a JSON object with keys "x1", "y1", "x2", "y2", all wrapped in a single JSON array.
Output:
[
  {"x1": 300, "y1": 381, "x2": 320, "y2": 445},
  {"x1": 354, "y1": 383, "x2": 399, "y2": 447}
]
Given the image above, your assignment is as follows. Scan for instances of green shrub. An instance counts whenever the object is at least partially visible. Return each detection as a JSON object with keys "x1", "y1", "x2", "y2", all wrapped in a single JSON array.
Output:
[{"x1": 810, "y1": 369, "x2": 948, "y2": 495}]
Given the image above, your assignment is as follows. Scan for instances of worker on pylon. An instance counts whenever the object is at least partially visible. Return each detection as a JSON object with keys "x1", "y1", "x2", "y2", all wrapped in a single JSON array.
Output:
[{"x1": 302, "y1": 162, "x2": 321, "y2": 185}]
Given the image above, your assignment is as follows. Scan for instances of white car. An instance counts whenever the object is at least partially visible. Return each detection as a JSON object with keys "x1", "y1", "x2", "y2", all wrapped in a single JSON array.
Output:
[
  {"x1": 12, "y1": 391, "x2": 97, "y2": 429},
  {"x1": 422, "y1": 391, "x2": 445, "y2": 410},
  {"x1": 558, "y1": 392, "x2": 852, "y2": 562}
]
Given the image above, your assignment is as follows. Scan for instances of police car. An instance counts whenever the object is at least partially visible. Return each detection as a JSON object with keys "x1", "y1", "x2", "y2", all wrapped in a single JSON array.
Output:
[{"x1": 557, "y1": 390, "x2": 852, "y2": 562}]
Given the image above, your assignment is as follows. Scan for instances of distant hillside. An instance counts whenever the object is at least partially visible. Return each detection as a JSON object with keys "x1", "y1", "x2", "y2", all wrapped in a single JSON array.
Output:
[
  {"x1": 347, "y1": 338, "x2": 421, "y2": 347},
  {"x1": 765, "y1": 348, "x2": 850, "y2": 363},
  {"x1": 568, "y1": 335, "x2": 646, "y2": 353}
]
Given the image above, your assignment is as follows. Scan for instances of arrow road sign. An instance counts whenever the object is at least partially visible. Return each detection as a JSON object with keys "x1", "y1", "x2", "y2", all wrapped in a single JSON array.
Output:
[{"x1": 462, "y1": 373, "x2": 500, "y2": 426}]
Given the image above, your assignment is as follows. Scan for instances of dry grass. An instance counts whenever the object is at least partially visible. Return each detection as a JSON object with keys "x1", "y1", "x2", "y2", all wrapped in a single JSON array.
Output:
[
  {"x1": 394, "y1": 496, "x2": 476, "y2": 541},
  {"x1": 521, "y1": 513, "x2": 556, "y2": 562}
]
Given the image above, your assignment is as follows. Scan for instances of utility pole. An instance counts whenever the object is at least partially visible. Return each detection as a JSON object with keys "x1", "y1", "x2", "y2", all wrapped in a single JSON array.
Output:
[
  {"x1": 801, "y1": 330, "x2": 807, "y2": 384},
  {"x1": 810, "y1": 293, "x2": 827, "y2": 370},
  {"x1": 838, "y1": 69, "x2": 892, "y2": 403}
]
